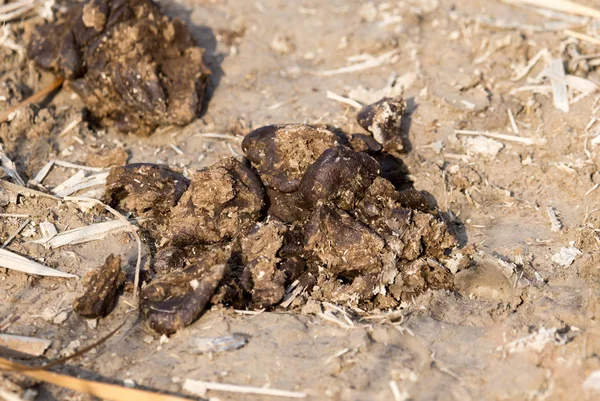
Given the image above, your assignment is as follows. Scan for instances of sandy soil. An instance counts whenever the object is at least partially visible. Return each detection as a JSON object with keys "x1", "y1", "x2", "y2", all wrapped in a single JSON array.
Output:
[{"x1": 2, "y1": 0, "x2": 600, "y2": 400}]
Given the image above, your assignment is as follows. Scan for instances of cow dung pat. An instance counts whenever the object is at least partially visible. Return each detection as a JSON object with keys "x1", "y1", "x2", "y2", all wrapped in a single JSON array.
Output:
[
  {"x1": 357, "y1": 97, "x2": 406, "y2": 153},
  {"x1": 167, "y1": 157, "x2": 265, "y2": 245},
  {"x1": 27, "y1": 0, "x2": 211, "y2": 135},
  {"x1": 73, "y1": 254, "x2": 125, "y2": 318},
  {"x1": 242, "y1": 124, "x2": 341, "y2": 192},
  {"x1": 103, "y1": 163, "x2": 189, "y2": 220}
]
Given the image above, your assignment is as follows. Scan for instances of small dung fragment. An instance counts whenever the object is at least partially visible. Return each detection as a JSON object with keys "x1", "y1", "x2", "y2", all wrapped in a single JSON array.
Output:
[
  {"x1": 27, "y1": 0, "x2": 211, "y2": 135},
  {"x1": 104, "y1": 163, "x2": 189, "y2": 220},
  {"x1": 73, "y1": 254, "x2": 125, "y2": 318},
  {"x1": 167, "y1": 158, "x2": 265, "y2": 245},
  {"x1": 242, "y1": 124, "x2": 341, "y2": 192},
  {"x1": 357, "y1": 97, "x2": 406, "y2": 153},
  {"x1": 240, "y1": 220, "x2": 289, "y2": 309},
  {"x1": 141, "y1": 263, "x2": 227, "y2": 335}
]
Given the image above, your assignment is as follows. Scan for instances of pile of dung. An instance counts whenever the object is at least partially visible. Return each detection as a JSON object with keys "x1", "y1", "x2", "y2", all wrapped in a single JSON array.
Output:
[
  {"x1": 27, "y1": 0, "x2": 210, "y2": 136},
  {"x1": 85, "y1": 98, "x2": 458, "y2": 334}
]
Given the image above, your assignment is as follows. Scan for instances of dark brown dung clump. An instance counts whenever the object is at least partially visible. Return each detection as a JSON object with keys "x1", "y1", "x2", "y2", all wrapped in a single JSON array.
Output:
[
  {"x1": 73, "y1": 254, "x2": 125, "y2": 318},
  {"x1": 27, "y1": 0, "x2": 210, "y2": 136},
  {"x1": 100, "y1": 113, "x2": 458, "y2": 334}
]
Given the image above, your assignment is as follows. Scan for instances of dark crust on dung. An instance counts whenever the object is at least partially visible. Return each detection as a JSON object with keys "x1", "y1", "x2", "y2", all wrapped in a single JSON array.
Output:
[
  {"x1": 241, "y1": 124, "x2": 340, "y2": 192},
  {"x1": 73, "y1": 254, "x2": 125, "y2": 318},
  {"x1": 299, "y1": 145, "x2": 380, "y2": 211},
  {"x1": 140, "y1": 247, "x2": 229, "y2": 334},
  {"x1": 167, "y1": 157, "x2": 265, "y2": 246},
  {"x1": 27, "y1": 0, "x2": 211, "y2": 135}
]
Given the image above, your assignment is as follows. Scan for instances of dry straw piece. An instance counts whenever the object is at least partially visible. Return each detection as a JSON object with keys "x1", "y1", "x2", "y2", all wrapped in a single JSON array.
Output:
[
  {"x1": 0, "y1": 357, "x2": 193, "y2": 401},
  {"x1": 504, "y1": 0, "x2": 600, "y2": 19},
  {"x1": 0, "y1": 248, "x2": 77, "y2": 278}
]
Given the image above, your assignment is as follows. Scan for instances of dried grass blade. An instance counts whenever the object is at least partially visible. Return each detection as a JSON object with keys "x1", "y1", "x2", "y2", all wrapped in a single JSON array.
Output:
[
  {"x1": 0, "y1": 356, "x2": 193, "y2": 401},
  {"x1": 52, "y1": 171, "x2": 109, "y2": 198},
  {"x1": 183, "y1": 378, "x2": 307, "y2": 398},
  {"x1": 0, "y1": 145, "x2": 25, "y2": 186},
  {"x1": 45, "y1": 219, "x2": 132, "y2": 248},
  {"x1": 0, "y1": 77, "x2": 64, "y2": 124},
  {"x1": 0, "y1": 248, "x2": 77, "y2": 278},
  {"x1": 317, "y1": 50, "x2": 399, "y2": 76}
]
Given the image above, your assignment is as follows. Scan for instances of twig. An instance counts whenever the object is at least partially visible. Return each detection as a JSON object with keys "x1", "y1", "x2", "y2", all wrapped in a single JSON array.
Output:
[
  {"x1": 0, "y1": 213, "x2": 30, "y2": 218},
  {"x1": 565, "y1": 29, "x2": 600, "y2": 45},
  {"x1": 58, "y1": 117, "x2": 82, "y2": 137},
  {"x1": 508, "y1": 109, "x2": 519, "y2": 134},
  {"x1": 510, "y1": 48, "x2": 549, "y2": 81},
  {"x1": 53, "y1": 160, "x2": 107, "y2": 172},
  {"x1": 585, "y1": 183, "x2": 599, "y2": 196},
  {"x1": 0, "y1": 0, "x2": 36, "y2": 23},
  {"x1": 65, "y1": 197, "x2": 143, "y2": 299},
  {"x1": 28, "y1": 160, "x2": 54, "y2": 187},
  {"x1": 0, "y1": 77, "x2": 64, "y2": 124},
  {"x1": 183, "y1": 379, "x2": 307, "y2": 399},
  {"x1": 170, "y1": 144, "x2": 184, "y2": 155},
  {"x1": 455, "y1": 129, "x2": 547, "y2": 146},
  {"x1": 195, "y1": 133, "x2": 243, "y2": 142},
  {"x1": 2, "y1": 219, "x2": 30, "y2": 248},
  {"x1": 326, "y1": 91, "x2": 363, "y2": 110},
  {"x1": 0, "y1": 356, "x2": 192, "y2": 401},
  {"x1": 0, "y1": 179, "x2": 60, "y2": 200},
  {"x1": 389, "y1": 381, "x2": 408, "y2": 401},
  {"x1": 316, "y1": 50, "x2": 399, "y2": 76},
  {"x1": 503, "y1": 0, "x2": 600, "y2": 19}
]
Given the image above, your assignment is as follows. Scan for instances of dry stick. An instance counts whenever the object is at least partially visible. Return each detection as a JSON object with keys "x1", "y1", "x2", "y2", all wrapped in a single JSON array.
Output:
[
  {"x1": 0, "y1": 0, "x2": 35, "y2": 14},
  {"x1": 1, "y1": 219, "x2": 29, "y2": 248},
  {"x1": 0, "y1": 77, "x2": 64, "y2": 124},
  {"x1": 316, "y1": 50, "x2": 399, "y2": 76},
  {"x1": 455, "y1": 129, "x2": 547, "y2": 146},
  {"x1": 64, "y1": 196, "x2": 143, "y2": 299},
  {"x1": 565, "y1": 29, "x2": 600, "y2": 45},
  {"x1": 16, "y1": 320, "x2": 128, "y2": 371},
  {"x1": 326, "y1": 90, "x2": 363, "y2": 110},
  {"x1": 0, "y1": 2, "x2": 36, "y2": 23},
  {"x1": 0, "y1": 356, "x2": 192, "y2": 401},
  {"x1": 0, "y1": 179, "x2": 60, "y2": 200},
  {"x1": 195, "y1": 133, "x2": 243, "y2": 141},
  {"x1": 0, "y1": 213, "x2": 29, "y2": 218},
  {"x1": 183, "y1": 379, "x2": 307, "y2": 399},
  {"x1": 503, "y1": 0, "x2": 600, "y2": 19}
]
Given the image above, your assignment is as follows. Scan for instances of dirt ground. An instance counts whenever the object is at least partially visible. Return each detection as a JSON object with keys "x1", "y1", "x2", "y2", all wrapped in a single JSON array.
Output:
[{"x1": 3, "y1": 0, "x2": 600, "y2": 400}]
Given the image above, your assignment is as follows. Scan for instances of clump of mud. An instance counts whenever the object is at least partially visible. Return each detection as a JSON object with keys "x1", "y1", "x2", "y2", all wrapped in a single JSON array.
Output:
[
  {"x1": 27, "y1": 0, "x2": 210, "y2": 136},
  {"x1": 101, "y1": 101, "x2": 458, "y2": 334}
]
